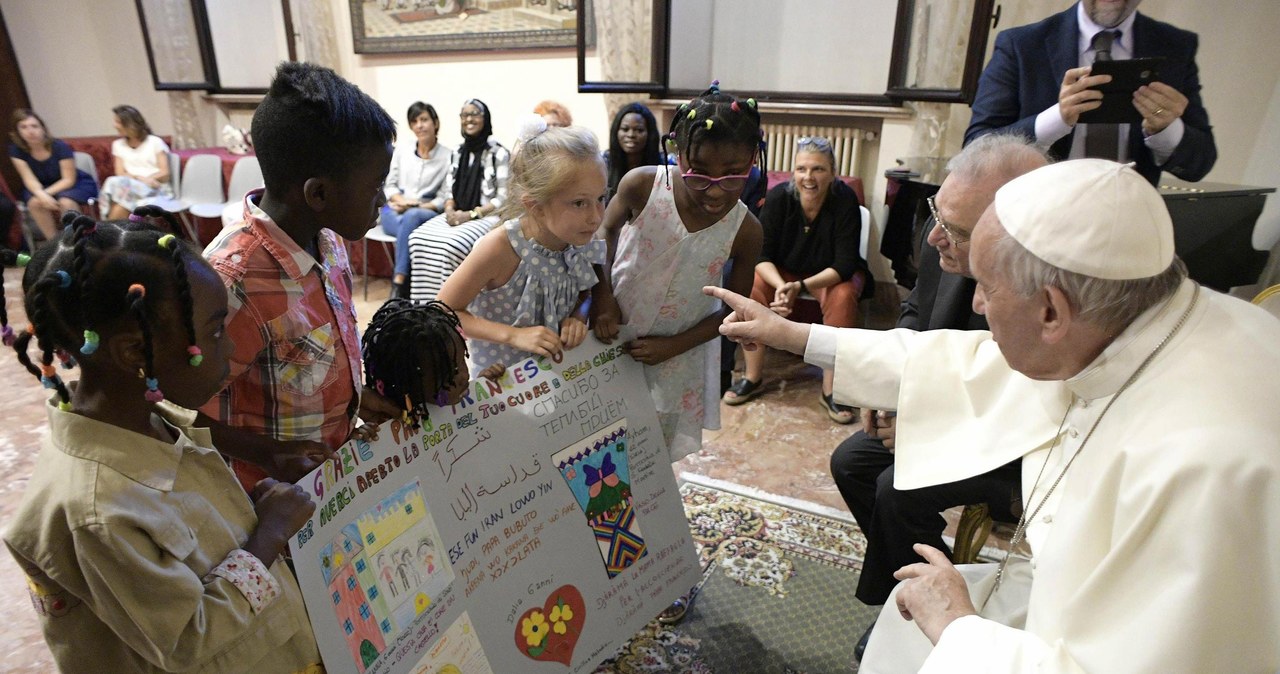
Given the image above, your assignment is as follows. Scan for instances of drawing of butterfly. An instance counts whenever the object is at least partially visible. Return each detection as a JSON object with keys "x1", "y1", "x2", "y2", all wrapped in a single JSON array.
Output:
[{"x1": 583, "y1": 454, "x2": 621, "y2": 497}]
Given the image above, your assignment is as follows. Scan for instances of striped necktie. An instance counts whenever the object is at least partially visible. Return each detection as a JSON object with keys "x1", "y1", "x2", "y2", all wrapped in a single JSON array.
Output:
[{"x1": 1084, "y1": 30, "x2": 1121, "y2": 159}]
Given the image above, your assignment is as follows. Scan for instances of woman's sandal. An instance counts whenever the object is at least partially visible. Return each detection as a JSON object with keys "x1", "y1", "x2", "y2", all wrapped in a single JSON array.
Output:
[
  {"x1": 821, "y1": 392, "x2": 856, "y2": 424},
  {"x1": 722, "y1": 378, "x2": 764, "y2": 405}
]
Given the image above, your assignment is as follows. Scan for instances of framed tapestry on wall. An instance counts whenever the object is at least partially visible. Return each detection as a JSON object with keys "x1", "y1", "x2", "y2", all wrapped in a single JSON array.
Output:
[{"x1": 350, "y1": 0, "x2": 593, "y2": 54}]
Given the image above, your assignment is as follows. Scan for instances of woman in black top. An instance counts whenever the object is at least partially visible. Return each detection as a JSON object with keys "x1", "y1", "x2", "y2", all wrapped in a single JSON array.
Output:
[{"x1": 722, "y1": 137, "x2": 869, "y2": 423}]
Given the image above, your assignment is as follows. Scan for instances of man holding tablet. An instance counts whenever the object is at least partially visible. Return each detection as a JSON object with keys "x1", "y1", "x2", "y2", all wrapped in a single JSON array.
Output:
[{"x1": 965, "y1": 0, "x2": 1216, "y2": 185}]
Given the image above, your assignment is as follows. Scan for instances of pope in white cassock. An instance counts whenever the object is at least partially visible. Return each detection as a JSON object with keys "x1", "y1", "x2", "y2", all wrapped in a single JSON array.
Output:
[{"x1": 707, "y1": 159, "x2": 1280, "y2": 673}]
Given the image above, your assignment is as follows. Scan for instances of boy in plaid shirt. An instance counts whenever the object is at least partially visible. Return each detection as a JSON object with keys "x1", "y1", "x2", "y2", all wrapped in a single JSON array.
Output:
[{"x1": 199, "y1": 62, "x2": 400, "y2": 487}]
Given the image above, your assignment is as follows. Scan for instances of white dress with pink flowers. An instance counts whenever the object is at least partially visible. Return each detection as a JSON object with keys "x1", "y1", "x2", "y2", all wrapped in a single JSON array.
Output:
[{"x1": 611, "y1": 167, "x2": 746, "y2": 461}]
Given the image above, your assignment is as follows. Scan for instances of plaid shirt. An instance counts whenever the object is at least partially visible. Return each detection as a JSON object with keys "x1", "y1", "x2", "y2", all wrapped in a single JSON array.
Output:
[{"x1": 201, "y1": 190, "x2": 362, "y2": 489}]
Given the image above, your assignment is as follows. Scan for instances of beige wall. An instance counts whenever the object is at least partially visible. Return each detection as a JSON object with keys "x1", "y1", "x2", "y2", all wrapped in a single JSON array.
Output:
[
  {"x1": 6, "y1": 0, "x2": 1276, "y2": 250},
  {"x1": 2, "y1": 0, "x2": 175, "y2": 137}
]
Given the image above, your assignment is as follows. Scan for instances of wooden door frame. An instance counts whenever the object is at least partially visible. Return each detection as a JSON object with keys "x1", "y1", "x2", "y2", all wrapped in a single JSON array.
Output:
[{"x1": 0, "y1": 5, "x2": 32, "y2": 197}]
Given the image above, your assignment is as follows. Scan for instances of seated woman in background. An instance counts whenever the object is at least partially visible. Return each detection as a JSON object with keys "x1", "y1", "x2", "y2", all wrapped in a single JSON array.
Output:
[
  {"x1": 8, "y1": 109, "x2": 97, "y2": 240},
  {"x1": 383, "y1": 101, "x2": 452, "y2": 297},
  {"x1": 722, "y1": 136, "x2": 869, "y2": 424},
  {"x1": 603, "y1": 102, "x2": 662, "y2": 203},
  {"x1": 533, "y1": 100, "x2": 573, "y2": 128},
  {"x1": 98, "y1": 105, "x2": 172, "y2": 220},
  {"x1": 407, "y1": 98, "x2": 509, "y2": 301}
]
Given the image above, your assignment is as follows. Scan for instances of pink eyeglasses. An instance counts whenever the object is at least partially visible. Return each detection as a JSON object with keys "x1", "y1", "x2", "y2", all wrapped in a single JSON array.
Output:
[{"x1": 680, "y1": 168, "x2": 754, "y2": 192}]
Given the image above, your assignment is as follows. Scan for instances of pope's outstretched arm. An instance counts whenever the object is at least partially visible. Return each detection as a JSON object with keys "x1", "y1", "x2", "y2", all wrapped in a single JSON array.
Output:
[{"x1": 703, "y1": 285, "x2": 812, "y2": 356}]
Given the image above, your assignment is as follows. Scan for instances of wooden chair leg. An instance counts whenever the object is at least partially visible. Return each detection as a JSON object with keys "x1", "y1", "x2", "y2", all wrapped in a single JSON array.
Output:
[{"x1": 953, "y1": 503, "x2": 994, "y2": 565}]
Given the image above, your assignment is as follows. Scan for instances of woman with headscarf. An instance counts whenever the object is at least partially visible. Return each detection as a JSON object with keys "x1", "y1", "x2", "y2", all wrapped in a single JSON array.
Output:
[{"x1": 406, "y1": 98, "x2": 510, "y2": 301}]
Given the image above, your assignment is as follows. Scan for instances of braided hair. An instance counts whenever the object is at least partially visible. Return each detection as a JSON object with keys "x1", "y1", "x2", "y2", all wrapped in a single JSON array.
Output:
[
  {"x1": 12, "y1": 210, "x2": 206, "y2": 409},
  {"x1": 362, "y1": 299, "x2": 467, "y2": 430},
  {"x1": 665, "y1": 81, "x2": 765, "y2": 172},
  {"x1": 0, "y1": 247, "x2": 31, "y2": 348}
]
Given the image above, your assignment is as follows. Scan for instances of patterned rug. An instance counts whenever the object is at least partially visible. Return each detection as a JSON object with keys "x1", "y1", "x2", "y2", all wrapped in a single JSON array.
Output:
[{"x1": 594, "y1": 479, "x2": 879, "y2": 674}]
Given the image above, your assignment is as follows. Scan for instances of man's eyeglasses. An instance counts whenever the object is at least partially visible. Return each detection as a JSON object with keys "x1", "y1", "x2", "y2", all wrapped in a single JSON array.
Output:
[
  {"x1": 681, "y1": 169, "x2": 753, "y2": 192},
  {"x1": 927, "y1": 195, "x2": 970, "y2": 246}
]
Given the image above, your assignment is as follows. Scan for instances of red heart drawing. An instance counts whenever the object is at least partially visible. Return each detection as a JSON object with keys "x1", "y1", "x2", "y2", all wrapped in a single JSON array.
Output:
[{"x1": 513, "y1": 584, "x2": 586, "y2": 666}]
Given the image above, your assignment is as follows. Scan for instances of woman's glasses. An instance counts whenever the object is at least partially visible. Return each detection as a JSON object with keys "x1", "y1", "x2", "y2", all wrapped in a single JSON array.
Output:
[{"x1": 459, "y1": 112, "x2": 484, "y2": 120}]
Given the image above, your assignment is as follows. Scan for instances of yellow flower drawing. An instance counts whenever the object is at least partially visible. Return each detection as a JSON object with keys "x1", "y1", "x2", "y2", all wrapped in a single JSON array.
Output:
[
  {"x1": 550, "y1": 602, "x2": 574, "y2": 635},
  {"x1": 521, "y1": 610, "x2": 548, "y2": 647},
  {"x1": 414, "y1": 593, "x2": 431, "y2": 614}
]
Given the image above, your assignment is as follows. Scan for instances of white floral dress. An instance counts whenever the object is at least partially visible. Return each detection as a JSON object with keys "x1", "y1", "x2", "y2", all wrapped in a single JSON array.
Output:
[
  {"x1": 467, "y1": 219, "x2": 605, "y2": 376},
  {"x1": 612, "y1": 167, "x2": 746, "y2": 461}
]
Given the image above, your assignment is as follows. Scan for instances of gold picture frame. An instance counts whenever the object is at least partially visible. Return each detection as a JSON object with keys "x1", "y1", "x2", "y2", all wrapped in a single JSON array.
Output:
[{"x1": 350, "y1": 0, "x2": 593, "y2": 54}]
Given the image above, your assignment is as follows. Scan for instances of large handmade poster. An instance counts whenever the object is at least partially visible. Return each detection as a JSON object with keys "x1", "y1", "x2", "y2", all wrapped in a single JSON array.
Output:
[{"x1": 289, "y1": 339, "x2": 701, "y2": 674}]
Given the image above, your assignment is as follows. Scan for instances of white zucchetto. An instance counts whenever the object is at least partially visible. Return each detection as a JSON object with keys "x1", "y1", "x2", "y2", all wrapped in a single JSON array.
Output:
[{"x1": 993, "y1": 159, "x2": 1175, "y2": 280}]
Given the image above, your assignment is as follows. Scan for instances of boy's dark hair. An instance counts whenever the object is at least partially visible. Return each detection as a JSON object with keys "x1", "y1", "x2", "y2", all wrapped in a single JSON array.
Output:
[
  {"x1": 251, "y1": 62, "x2": 396, "y2": 194},
  {"x1": 407, "y1": 101, "x2": 439, "y2": 128},
  {"x1": 362, "y1": 299, "x2": 467, "y2": 429},
  {"x1": 666, "y1": 83, "x2": 765, "y2": 168},
  {"x1": 13, "y1": 209, "x2": 204, "y2": 408},
  {"x1": 606, "y1": 102, "x2": 662, "y2": 196}
]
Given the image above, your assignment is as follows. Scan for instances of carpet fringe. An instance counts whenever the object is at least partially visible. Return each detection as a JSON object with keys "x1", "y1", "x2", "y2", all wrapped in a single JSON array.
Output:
[{"x1": 677, "y1": 472, "x2": 857, "y2": 524}]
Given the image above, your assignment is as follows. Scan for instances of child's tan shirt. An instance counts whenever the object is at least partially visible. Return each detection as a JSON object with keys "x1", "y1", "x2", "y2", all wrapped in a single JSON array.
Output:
[{"x1": 4, "y1": 400, "x2": 322, "y2": 673}]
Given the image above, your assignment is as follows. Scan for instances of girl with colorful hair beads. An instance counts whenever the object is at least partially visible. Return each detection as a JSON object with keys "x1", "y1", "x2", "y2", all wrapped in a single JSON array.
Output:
[
  {"x1": 595, "y1": 83, "x2": 764, "y2": 465},
  {"x1": 362, "y1": 298, "x2": 472, "y2": 430},
  {"x1": 437, "y1": 122, "x2": 607, "y2": 378},
  {"x1": 4, "y1": 211, "x2": 323, "y2": 673}
]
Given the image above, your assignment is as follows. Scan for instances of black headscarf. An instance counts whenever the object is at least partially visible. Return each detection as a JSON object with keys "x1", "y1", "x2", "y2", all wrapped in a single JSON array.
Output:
[{"x1": 453, "y1": 98, "x2": 493, "y2": 212}]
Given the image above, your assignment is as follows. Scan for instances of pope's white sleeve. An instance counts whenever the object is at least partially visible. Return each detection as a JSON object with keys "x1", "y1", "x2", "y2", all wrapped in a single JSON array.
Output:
[
  {"x1": 921, "y1": 616, "x2": 1086, "y2": 674},
  {"x1": 829, "y1": 327, "x2": 919, "y2": 410}
]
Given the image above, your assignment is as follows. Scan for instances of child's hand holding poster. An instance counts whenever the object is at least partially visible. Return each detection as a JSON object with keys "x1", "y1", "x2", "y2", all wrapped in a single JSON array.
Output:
[{"x1": 289, "y1": 338, "x2": 700, "y2": 673}]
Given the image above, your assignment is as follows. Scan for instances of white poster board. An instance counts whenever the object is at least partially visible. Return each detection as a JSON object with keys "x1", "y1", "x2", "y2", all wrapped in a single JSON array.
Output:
[{"x1": 289, "y1": 339, "x2": 701, "y2": 674}]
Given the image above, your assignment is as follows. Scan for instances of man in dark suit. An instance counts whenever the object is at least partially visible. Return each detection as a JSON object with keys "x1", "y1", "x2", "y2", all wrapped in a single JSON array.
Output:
[
  {"x1": 965, "y1": 0, "x2": 1215, "y2": 185},
  {"x1": 831, "y1": 134, "x2": 1049, "y2": 661}
]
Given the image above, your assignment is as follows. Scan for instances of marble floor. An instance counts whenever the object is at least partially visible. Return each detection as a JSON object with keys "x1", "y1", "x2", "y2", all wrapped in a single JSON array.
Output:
[{"x1": 0, "y1": 267, "x2": 944, "y2": 671}]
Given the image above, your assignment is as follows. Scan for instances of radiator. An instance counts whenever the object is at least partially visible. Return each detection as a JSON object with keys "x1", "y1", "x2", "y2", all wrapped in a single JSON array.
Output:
[{"x1": 762, "y1": 124, "x2": 875, "y2": 177}]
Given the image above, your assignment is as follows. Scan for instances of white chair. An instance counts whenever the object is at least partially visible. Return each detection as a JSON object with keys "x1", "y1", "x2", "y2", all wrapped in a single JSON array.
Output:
[
  {"x1": 858, "y1": 204, "x2": 871, "y2": 261},
  {"x1": 146, "y1": 152, "x2": 186, "y2": 223},
  {"x1": 73, "y1": 151, "x2": 98, "y2": 184},
  {"x1": 362, "y1": 224, "x2": 397, "y2": 301},
  {"x1": 72, "y1": 151, "x2": 100, "y2": 218},
  {"x1": 191, "y1": 156, "x2": 261, "y2": 220},
  {"x1": 152, "y1": 153, "x2": 223, "y2": 243},
  {"x1": 221, "y1": 201, "x2": 244, "y2": 229}
]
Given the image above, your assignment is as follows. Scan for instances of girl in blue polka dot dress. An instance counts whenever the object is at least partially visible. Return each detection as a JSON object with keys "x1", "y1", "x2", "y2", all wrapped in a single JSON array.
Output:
[{"x1": 437, "y1": 123, "x2": 607, "y2": 378}]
